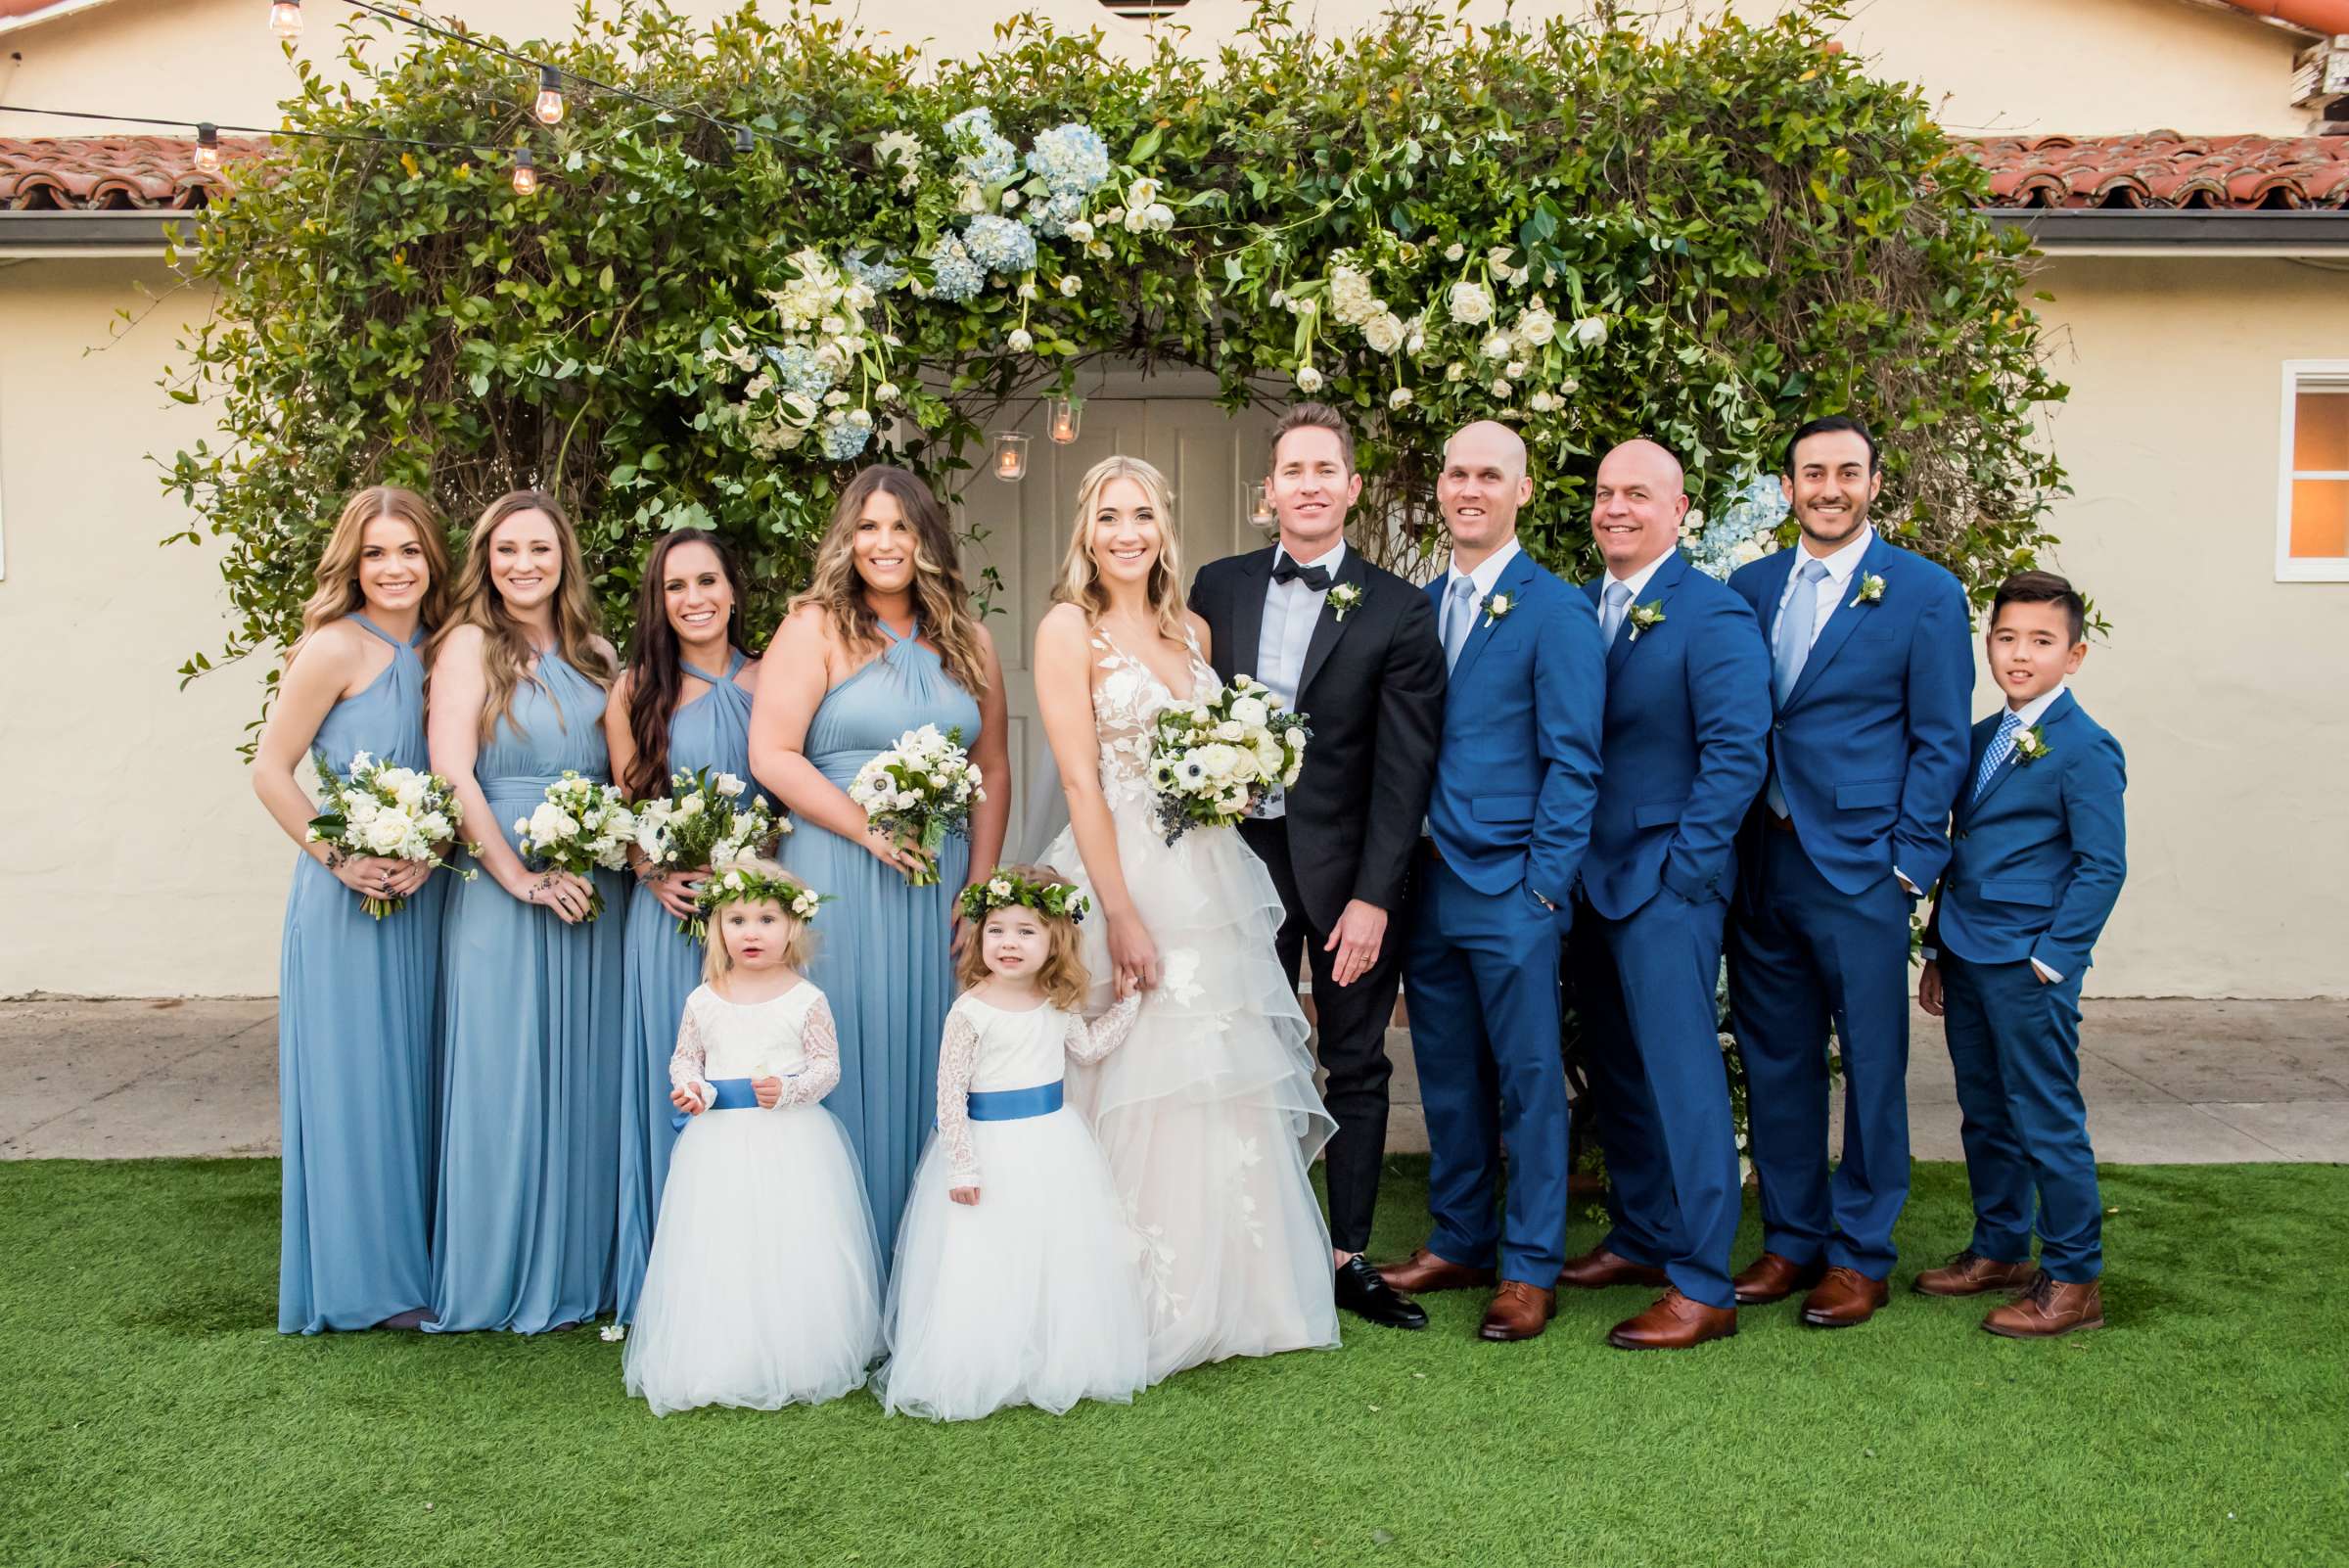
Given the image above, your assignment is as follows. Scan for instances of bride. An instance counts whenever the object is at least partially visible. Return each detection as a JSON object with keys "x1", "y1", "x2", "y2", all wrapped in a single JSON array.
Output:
[{"x1": 1034, "y1": 454, "x2": 1340, "y2": 1382}]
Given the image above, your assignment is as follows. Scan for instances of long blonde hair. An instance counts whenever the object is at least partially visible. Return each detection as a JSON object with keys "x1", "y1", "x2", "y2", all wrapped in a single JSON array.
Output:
[
  {"x1": 290, "y1": 486, "x2": 453, "y2": 664},
  {"x1": 428, "y1": 489, "x2": 615, "y2": 742},
  {"x1": 787, "y1": 466, "x2": 990, "y2": 699},
  {"x1": 953, "y1": 862, "x2": 1091, "y2": 1013},
  {"x1": 1053, "y1": 455, "x2": 1187, "y2": 639},
  {"x1": 701, "y1": 858, "x2": 820, "y2": 984}
]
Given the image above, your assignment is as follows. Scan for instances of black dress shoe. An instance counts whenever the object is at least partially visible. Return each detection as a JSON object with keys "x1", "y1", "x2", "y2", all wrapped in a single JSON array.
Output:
[{"x1": 1336, "y1": 1255, "x2": 1429, "y2": 1330}]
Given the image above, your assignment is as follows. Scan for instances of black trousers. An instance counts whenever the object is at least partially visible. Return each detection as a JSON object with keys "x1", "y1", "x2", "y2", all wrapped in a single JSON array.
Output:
[{"x1": 1240, "y1": 815, "x2": 1403, "y2": 1256}]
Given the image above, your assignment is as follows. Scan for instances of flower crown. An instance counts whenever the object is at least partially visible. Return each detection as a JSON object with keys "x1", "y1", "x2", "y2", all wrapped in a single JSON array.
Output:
[
  {"x1": 958, "y1": 870, "x2": 1091, "y2": 925},
  {"x1": 696, "y1": 863, "x2": 825, "y2": 922}
]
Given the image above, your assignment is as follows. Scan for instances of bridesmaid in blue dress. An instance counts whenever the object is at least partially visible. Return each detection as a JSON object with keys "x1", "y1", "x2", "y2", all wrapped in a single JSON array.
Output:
[
  {"x1": 604, "y1": 529, "x2": 766, "y2": 1323},
  {"x1": 253, "y1": 486, "x2": 454, "y2": 1334},
  {"x1": 425, "y1": 489, "x2": 625, "y2": 1333},
  {"x1": 750, "y1": 467, "x2": 1009, "y2": 1258}
]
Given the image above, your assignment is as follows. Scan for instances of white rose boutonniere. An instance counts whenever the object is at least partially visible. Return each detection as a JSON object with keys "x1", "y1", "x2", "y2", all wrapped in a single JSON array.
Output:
[
  {"x1": 1628, "y1": 599, "x2": 1667, "y2": 641},
  {"x1": 1851, "y1": 573, "x2": 1886, "y2": 607},
  {"x1": 1328, "y1": 581, "x2": 1363, "y2": 622},
  {"x1": 2011, "y1": 725, "x2": 2051, "y2": 765},
  {"x1": 1482, "y1": 591, "x2": 1514, "y2": 627}
]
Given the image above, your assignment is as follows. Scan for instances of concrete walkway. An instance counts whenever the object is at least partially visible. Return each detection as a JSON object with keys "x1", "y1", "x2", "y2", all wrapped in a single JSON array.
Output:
[{"x1": 1, "y1": 996, "x2": 2343, "y2": 1162}]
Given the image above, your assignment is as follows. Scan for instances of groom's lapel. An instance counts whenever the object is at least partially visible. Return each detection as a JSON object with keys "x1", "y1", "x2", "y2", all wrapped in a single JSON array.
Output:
[
  {"x1": 1295, "y1": 550, "x2": 1369, "y2": 703},
  {"x1": 1449, "y1": 552, "x2": 1536, "y2": 690},
  {"x1": 1227, "y1": 548, "x2": 1273, "y2": 684}
]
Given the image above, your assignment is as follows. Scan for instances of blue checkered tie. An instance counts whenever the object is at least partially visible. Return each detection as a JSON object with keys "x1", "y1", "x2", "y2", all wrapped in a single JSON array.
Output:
[{"x1": 1973, "y1": 711, "x2": 2022, "y2": 803}]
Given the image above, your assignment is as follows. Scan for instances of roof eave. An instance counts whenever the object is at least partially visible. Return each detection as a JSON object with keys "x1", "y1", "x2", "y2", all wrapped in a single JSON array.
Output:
[
  {"x1": 1984, "y1": 207, "x2": 2349, "y2": 254},
  {"x1": 0, "y1": 0, "x2": 130, "y2": 38},
  {"x1": 0, "y1": 209, "x2": 180, "y2": 256}
]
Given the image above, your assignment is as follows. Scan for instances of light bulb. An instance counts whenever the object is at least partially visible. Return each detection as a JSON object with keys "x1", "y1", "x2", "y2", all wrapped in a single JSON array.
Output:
[
  {"x1": 268, "y1": 0, "x2": 301, "y2": 40},
  {"x1": 511, "y1": 148, "x2": 538, "y2": 197},
  {"x1": 534, "y1": 66, "x2": 565, "y2": 126},
  {"x1": 194, "y1": 123, "x2": 222, "y2": 172}
]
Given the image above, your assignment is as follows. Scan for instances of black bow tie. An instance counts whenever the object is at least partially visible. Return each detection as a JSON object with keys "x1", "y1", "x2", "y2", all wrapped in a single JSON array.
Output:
[{"x1": 1271, "y1": 558, "x2": 1332, "y2": 592}]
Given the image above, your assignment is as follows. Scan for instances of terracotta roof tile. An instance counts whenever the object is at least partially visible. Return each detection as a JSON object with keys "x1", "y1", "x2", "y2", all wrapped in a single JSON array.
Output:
[
  {"x1": 0, "y1": 134, "x2": 267, "y2": 210},
  {"x1": 1965, "y1": 132, "x2": 2349, "y2": 210}
]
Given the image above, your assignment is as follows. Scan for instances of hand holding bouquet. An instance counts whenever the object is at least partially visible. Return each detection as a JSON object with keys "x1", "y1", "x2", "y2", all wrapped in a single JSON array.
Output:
[
  {"x1": 630, "y1": 766, "x2": 784, "y2": 939},
  {"x1": 847, "y1": 724, "x2": 985, "y2": 887},
  {"x1": 513, "y1": 771, "x2": 636, "y2": 920},
  {"x1": 305, "y1": 749, "x2": 475, "y2": 918},
  {"x1": 1147, "y1": 675, "x2": 1310, "y2": 845}
]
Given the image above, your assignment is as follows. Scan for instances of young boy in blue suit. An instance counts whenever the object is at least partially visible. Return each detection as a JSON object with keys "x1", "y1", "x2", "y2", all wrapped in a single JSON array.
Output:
[{"x1": 1916, "y1": 571, "x2": 2127, "y2": 1337}]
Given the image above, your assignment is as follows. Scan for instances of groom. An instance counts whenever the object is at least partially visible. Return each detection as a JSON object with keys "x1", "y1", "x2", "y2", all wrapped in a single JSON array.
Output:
[{"x1": 1190, "y1": 402, "x2": 1447, "y2": 1331}]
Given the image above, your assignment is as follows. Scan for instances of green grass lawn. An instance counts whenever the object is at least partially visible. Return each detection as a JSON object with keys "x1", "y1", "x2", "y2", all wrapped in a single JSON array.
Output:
[{"x1": 4, "y1": 1157, "x2": 2343, "y2": 1568}]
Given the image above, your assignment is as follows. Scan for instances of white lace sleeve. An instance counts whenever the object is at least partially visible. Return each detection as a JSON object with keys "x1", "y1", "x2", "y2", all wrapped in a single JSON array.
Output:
[
  {"x1": 769, "y1": 992, "x2": 841, "y2": 1109},
  {"x1": 936, "y1": 1004, "x2": 984, "y2": 1186},
  {"x1": 1064, "y1": 991, "x2": 1141, "y2": 1066},
  {"x1": 668, "y1": 992, "x2": 716, "y2": 1110}
]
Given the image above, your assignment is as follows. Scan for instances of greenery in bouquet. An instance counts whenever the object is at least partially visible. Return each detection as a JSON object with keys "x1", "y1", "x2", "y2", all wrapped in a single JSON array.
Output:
[
  {"x1": 513, "y1": 771, "x2": 636, "y2": 920},
  {"x1": 304, "y1": 748, "x2": 476, "y2": 918},
  {"x1": 1146, "y1": 675, "x2": 1309, "y2": 845},
  {"x1": 629, "y1": 766, "x2": 784, "y2": 938},
  {"x1": 847, "y1": 724, "x2": 983, "y2": 888}
]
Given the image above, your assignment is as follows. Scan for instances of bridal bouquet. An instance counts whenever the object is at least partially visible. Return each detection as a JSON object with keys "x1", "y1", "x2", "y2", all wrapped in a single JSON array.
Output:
[
  {"x1": 847, "y1": 724, "x2": 984, "y2": 887},
  {"x1": 1146, "y1": 675, "x2": 1310, "y2": 845},
  {"x1": 514, "y1": 770, "x2": 636, "y2": 920},
  {"x1": 629, "y1": 766, "x2": 785, "y2": 939},
  {"x1": 306, "y1": 749, "x2": 475, "y2": 918}
]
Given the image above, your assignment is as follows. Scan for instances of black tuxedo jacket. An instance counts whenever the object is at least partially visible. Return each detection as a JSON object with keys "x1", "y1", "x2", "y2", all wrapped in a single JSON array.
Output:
[{"x1": 1190, "y1": 545, "x2": 1446, "y2": 930}]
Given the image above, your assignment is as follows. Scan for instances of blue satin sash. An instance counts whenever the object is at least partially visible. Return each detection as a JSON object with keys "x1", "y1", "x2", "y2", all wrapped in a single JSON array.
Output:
[
  {"x1": 671, "y1": 1076, "x2": 760, "y2": 1131},
  {"x1": 964, "y1": 1081, "x2": 1065, "y2": 1122}
]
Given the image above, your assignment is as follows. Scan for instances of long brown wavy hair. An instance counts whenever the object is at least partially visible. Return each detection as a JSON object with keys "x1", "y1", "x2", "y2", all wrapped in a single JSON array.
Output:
[
  {"x1": 289, "y1": 486, "x2": 453, "y2": 665},
  {"x1": 622, "y1": 529, "x2": 750, "y2": 801},
  {"x1": 1053, "y1": 455, "x2": 1188, "y2": 639},
  {"x1": 427, "y1": 489, "x2": 615, "y2": 742},
  {"x1": 787, "y1": 466, "x2": 989, "y2": 699},
  {"x1": 953, "y1": 862, "x2": 1091, "y2": 1013}
]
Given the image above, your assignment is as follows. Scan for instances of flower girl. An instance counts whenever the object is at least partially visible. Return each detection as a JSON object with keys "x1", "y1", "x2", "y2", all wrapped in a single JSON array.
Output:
[
  {"x1": 623, "y1": 860, "x2": 883, "y2": 1415},
  {"x1": 877, "y1": 865, "x2": 1147, "y2": 1421}
]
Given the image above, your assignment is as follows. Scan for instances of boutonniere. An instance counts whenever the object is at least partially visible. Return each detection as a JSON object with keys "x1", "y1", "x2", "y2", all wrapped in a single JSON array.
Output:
[
  {"x1": 2011, "y1": 725, "x2": 2050, "y2": 765},
  {"x1": 1327, "y1": 581, "x2": 1362, "y2": 622},
  {"x1": 1850, "y1": 573, "x2": 1886, "y2": 608},
  {"x1": 1627, "y1": 599, "x2": 1666, "y2": 642},
  {"x1": 1482, "y1": 591, "x2": 1514, "y2": 627}
]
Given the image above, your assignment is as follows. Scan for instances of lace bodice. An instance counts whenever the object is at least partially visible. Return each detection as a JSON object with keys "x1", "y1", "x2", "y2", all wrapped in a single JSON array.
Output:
[
  {"x1": 668, "y1": 981, "x2": 840, "y2": 1112},
  {"x1": 935, "y1": 992, "x2": 1141, "y2": 1186},
  {"x1": 1089, "y1": 625, "x2": 1219, "y2": 810}
]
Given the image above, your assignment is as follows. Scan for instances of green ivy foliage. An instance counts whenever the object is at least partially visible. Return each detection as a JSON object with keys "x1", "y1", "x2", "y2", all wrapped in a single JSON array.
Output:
[{"x1": 163, "y1": 0, "x2": 2066, "y2": 710}]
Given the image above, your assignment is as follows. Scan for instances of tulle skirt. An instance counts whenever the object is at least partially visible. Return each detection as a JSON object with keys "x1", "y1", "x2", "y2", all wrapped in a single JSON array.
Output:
[
  {"x1": 1043, "y1": 800, "x2": 1341, "y2": 1383},
  {"x1": 876, "y1": 1107, "x2": 1149, "y2": 1421},
  {"x1": 623, "y1": 1105, "x2": 883, "y2": 1415}
]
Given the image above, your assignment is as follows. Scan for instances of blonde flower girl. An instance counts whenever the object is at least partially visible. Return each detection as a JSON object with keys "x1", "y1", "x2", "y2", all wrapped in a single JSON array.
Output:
[
  {"x1": 876, "y1": 865, "x2": 1147, "y2": 1421},
  {"x1": 623, "y1": 860, "x2": 883, "y2": 1415}
]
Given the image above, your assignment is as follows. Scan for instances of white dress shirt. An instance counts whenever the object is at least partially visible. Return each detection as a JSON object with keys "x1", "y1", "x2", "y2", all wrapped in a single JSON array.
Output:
[
  {"x1": 1925, "y1": 681, "x2": 2071, "y2": 983},
  {"x1": 1255, "y1": 538, "x2": 1346, "y2": 821},
  {"x1": 1601, "y1": 550, "x2": 1672, "y2": 642},
  {"x1": 1446, "y1": 534, "x2": 1523, "y2": 618}
]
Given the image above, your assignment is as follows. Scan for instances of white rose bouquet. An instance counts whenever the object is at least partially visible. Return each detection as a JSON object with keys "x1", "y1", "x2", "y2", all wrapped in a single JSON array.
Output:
[
  {"x1": 847, "y1": 724, "x2": 985, "y2": 887},
  {"x1": 1145, "y1": 674, "x2": 1310, "y2": 845},
  {"x1": 513, "y1": 770, "x2": 636, "y2": 920},
  {"x1": 305, "y1": 749, "x2": 475, "y2": 919},
  {"x1": 628, "y1": 766, "x2": 785, "y2": 940}
]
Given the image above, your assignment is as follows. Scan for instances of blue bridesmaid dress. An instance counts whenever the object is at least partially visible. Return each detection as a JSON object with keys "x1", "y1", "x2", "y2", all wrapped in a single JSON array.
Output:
[
  {"x1": 781, "y1": 620, "x2": 981, "y2": 1260},
  {"x1": 429, "y1": 652, "x2": 626, "y2": 1333},
  {"x1": 612, "y1": 653, "x2": 762, "y2": 1324},
  {"x1": 277, "y1": 614, "x2": 446, "y2": 1334}
]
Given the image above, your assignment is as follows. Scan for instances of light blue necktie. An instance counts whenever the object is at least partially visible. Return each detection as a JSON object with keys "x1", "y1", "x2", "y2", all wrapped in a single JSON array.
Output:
[
  {"x1": 1973, "y1": 710, "x2": 2023, "y2": 803},
  {"x1": 1765, "y1": 557, "x2": 1831, "y2": 817},
  {"x1": 1442, "y1": 576, "x2": 1477, "y2": 672},
  {"x1": 1600, "y1": 580, "x2": 1632, "y2": 645}
]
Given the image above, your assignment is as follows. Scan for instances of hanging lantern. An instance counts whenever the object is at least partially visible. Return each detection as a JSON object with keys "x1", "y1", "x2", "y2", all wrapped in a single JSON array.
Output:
[
  {"x1": 1248, "y1": 483, "x2": 1275, "y2": 529},
  {"x1": 511, "y1": 146, "x2": 538, "y2": 198},
  {"x1": 991, "y1": 432, "x2": 1030, "y2": 482},
  {"x1": 267, "y1": 0, "x2": 302, "y2": 39},
  {"x1": 534, "y1": 66, "x2": 567, "y2": 126},
  {"x1": 1047, "y1": 396, "x2": 1082, "y2": 444},
  {"x1": 194, "y1": 123, "x2": 222, "y2": 173}
]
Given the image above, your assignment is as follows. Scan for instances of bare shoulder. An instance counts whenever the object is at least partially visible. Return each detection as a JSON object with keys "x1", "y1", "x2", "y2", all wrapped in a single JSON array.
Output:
[
  {"x1": 609, "y1": 665, "x2": 637, "y2": 705},
  {"x1": 1036, "y1": 600, "x2": 1091, "y2": 643},
  {"x1": 430, "y1": 621, "x2": 486, "y2": 670},
  {"x1": 588, "y1": 634, "x2": 620, "y2": 669},
  {"x1": 777, "y1": 600, "x2": 834, "y2": 647},
  {"x1": 1182, "y1": 609, "x2": 1213, "y2": 650}
]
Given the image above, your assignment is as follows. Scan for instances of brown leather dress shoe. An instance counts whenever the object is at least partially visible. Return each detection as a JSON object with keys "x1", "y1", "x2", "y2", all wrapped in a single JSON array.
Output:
[
  {"x1": 1606, "y1": 1289, "x2": 1737, "y2": 1351},
  {"x1": 1378, "y1": 1247, "x2": 1498, "y2": 1296},
  {"x1": 1556, "y1": 1246, "x2": 1669, "y2": 1291},
  {"x1": 1731, "y1": 1252, "x2": 1826, "y2": 1306},
  {"x1": 1982, "y1": 1273, "x2": 2105, "y2": 1338},
  {"x1": 1912, "y1": 1249, "x2": 2037, "y2": 1298},
  {"x1": 1478, "y1": 1280, "x2": 1558, "y2": 1342},
  {"x1": 1799, "y1": 1266, "x2": 1891, "y2": 1327}
]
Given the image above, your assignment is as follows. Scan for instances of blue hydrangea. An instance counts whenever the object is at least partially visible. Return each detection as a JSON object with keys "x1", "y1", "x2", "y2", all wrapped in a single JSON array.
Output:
[
  {"x1": 928, "y1": 238, "x2": 984, "y2": 302},
  {"x1": 843, "y1": 250, "x2": 909, "y2": 292},
  {"x1": 1028, "y1": 190, "x2": 1086, "y2": 239},
  {"x1": 821, "y1": 417, "x2": 872, "y2": 461},
  {"x1": 944, "y1": 107, "x2": 1018, "y2": 189},
  {"x1": 1025, "y1": 121, "x2": 1110, "y2": 197},
  {"x1": 761, "y1": 343, "x2": 837, "y2": 400},
  {"x1": 961, "y1": 213, "x2": 1036, "y2": 274},
  {"x1": 1683, "y1": 469, "x2": 1790, "y2": 579}
]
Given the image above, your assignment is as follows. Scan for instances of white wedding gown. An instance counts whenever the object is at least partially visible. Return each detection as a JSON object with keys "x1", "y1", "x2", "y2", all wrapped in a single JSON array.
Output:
[{"x1": 1041, "y1": 624, "x2": 1340, "y2": 1383}]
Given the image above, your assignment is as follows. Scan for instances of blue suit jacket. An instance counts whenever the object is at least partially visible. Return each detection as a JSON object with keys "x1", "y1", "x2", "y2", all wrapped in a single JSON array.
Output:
[
  {"x1": 1728, "y1": 533, "x2": 1973, "y2": 897},
  {"x1": 1927, "y1": 690, "x2": 2127, "y2": 977},
  {"x1": 1424, "y1": 547, "x2": 1606, "y2": 923},
  {"x1": 1579, "y1": 552, "x2": 1772, "y2": 921}
]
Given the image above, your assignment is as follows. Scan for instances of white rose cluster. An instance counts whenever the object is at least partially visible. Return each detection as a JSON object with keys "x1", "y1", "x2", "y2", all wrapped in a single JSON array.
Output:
[
  {"x1": 847, "y1": 724, "x2": 986, "y2": 887},
  {"x1": 304, "y1": 748, "x2": 472, "y2": 917},
  {"x1": 1144, "y1": 673, "x2": 1310, "y2": 844}
]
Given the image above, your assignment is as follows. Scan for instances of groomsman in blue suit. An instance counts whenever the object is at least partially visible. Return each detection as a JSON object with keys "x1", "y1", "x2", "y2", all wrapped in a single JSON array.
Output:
[
  {"x1": 1726, "y1": 415, "x2": 1973, "y2": 1328},
  {"x1": 1556, "y1": 439, "x2": 1771, "y2": 1350},
  {"x1": 1379, "y1": 421, "x2": 1606, "y2": 1343},
  {"x1": 1914, "y1": 571, "x2": 2126, "y2": 1338}
]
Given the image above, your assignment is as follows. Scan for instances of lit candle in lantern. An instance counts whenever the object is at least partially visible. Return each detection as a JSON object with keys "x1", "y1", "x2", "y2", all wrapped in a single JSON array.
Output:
[
  {"x1": 1249, "y1": 483, "x2": 1275, "y2": 528},
  {"x1": 991, "y1": 432, "x2": 1029, "y2": 482},
  {"x1": 1048, "y1": 396, "x2": 1082, "y2": 444}
]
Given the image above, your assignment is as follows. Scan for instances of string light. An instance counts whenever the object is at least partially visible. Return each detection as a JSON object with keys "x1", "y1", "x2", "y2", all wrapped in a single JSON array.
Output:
[
  {"x1": 268, "y1": 0, "x2": 302, "y2": 40},
  {"x1": 534, "y1": 65, "x2": 566, "y2": 126},
  {"x1": 194, "y1": 122, "x2": 222, "y2": 172},
  {"x1": 732, "y1": 125, "x2": 754, "y2": 161},
  {"x1": 511, "y1": 145, "x2": 537, "y2": 197}
]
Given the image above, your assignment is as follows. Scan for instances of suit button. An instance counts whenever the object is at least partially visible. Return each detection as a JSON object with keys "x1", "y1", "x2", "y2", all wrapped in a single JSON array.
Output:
[{"x1": 1773, "y1": 720, "x2": 1784, "y2": 731}]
